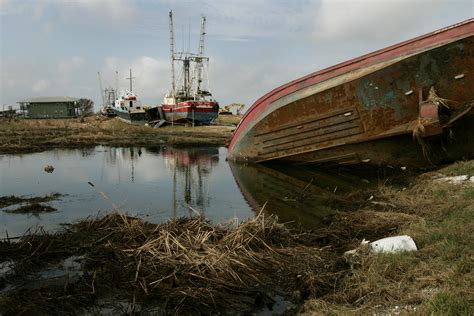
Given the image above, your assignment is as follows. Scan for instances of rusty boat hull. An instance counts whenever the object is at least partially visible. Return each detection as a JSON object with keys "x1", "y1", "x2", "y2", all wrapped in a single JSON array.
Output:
[{"x1": 228, "y1": 20, "x2": 474, "y2": 168}]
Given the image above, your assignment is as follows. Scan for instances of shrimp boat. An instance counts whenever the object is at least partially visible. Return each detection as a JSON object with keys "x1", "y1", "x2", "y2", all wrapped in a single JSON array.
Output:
[
  {"x1": 161, "y1": 11, "x2": 219, "y2": 125},
  {"x1": 228, "y1": 19, "x2": 474, "y2": 169},
  {"x1": 97, "y1": 72, "x2": 117, "y2": 117},
  {"x1": 111, "y1": 69, "x2": 147, "y2": 124}
]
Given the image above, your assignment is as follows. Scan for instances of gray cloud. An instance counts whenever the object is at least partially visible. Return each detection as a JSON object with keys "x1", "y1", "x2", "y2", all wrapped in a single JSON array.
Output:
[{"x1": 1, "y1": 0, "x2": 472, "y2": 111}]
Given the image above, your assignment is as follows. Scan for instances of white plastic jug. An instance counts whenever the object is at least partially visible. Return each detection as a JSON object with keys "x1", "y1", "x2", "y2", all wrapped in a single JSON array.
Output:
[{"x1": 370, "y1": 235, "x2": 417, "y2": 253}]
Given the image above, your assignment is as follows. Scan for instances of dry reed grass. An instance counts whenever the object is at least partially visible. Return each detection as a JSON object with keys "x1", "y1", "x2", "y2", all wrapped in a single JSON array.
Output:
[
  {"x1": 0, "y1": 117, "x2": 233, "y2": 154},
  {"x1": 0, "y1": 210, "x2": 339, "y2": 314}
]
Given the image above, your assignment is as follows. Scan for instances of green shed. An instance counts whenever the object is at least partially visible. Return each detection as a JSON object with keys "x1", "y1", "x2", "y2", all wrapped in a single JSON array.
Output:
[{"x1": 17, "y1": 96, "x2": 79, "y2": 118}]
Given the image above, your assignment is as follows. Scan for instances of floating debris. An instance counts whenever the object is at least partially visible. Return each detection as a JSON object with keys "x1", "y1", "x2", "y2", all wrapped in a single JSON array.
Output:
[{"x1": 44, "y1": 165, "x2": 55, "y2": 173}]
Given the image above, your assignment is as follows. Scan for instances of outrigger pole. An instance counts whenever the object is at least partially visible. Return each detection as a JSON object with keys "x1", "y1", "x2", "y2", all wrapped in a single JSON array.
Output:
[
  {"x1": 196, "y1": 15, "x2": 206, "y2": 93},
  {"x1": 126, "y1": 68, "x2": 135, "y2": 92},
  {"x1": 169, "y1": 10, "x2": 176, "y2": 97}
]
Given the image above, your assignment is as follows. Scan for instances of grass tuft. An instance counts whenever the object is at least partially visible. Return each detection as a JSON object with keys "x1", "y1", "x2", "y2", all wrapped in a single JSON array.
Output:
[{"x1": 426, "y1": 292, "x2": 470, "y2": 315}]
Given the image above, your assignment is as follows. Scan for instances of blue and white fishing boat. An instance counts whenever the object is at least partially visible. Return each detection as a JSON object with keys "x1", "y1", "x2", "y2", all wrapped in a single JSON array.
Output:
[
  {"x1": 111, "y1": 69, "x2": 147, "y2": 124},
  {"x1": 112, "y1": 90, "x2": 146, "y2": 124}
]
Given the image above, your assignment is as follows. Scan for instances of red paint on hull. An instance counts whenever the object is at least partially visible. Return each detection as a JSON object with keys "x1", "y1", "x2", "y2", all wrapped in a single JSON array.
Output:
[
  {"x1": 228, "y1": 19, "x2": 474, "y2": 155},
  {"x1": 161, "y1": 101, "x2": 219, "y2": 123}
]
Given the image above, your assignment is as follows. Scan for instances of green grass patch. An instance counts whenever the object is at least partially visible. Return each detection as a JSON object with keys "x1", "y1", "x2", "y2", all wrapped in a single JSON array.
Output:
[
  {"x1": 440, "y1": 160, "x2": 474, "y2": 176},
  {"x1": 464, "y1": 188, "x2": 474, "y2": 200},
  {"x1": 432, "y1": 187, "x2": 448, "y2": 199},
  {"x1": 426, "y1": 292, "x2": 470, "y2": 315}
]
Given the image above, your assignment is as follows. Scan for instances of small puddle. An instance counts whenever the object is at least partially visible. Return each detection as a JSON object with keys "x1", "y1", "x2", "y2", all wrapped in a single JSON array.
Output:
[{"x1": 38, "y1": 255, "x2": 84, "y2": 280}]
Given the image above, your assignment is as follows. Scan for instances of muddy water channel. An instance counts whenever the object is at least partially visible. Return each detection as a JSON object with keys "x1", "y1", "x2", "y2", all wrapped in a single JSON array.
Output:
[{"x1": 0, "y1": 145, "x2": 371, "y2": 239}]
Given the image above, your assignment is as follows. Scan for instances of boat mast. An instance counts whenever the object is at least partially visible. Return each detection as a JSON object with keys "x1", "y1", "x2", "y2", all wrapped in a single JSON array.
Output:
[
  {"x1": 169, "y1": 10, "x2": 176, "y2": 97},
  {"x1": 184, "y1": 58, "x2": 191, "y2": 97},
  {"x1": 196, "y1": 15, "x2": 206, "y2": 94},
  {"x1": 126, "y1": 68, "x2": 135, "y2": 92}
]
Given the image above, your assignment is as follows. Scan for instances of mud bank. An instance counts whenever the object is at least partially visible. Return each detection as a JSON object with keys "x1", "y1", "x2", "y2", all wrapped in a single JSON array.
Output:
[{"x1": 0, "y1": 116, "x2": 239, "y2": 154}]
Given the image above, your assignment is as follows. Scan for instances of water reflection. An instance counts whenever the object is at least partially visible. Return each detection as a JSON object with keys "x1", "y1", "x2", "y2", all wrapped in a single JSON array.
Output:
[
  {"x1": 163, "y1": 147, "x2": 219, "y2": 217},
  {"x1": 1, "y1": 146, "x2": 374, "y2": 239},
  {"x1": 0, "y1": 146, "x2": 250, "y2": 238},
  {"x1": 229, "y1": 162, "x2": 369, "y2": 229}
]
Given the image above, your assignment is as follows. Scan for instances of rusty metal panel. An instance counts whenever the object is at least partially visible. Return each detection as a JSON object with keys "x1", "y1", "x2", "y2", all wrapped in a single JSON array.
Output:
[{"x1": 228, "y1": 20, "x2": 474, "y2": 168}]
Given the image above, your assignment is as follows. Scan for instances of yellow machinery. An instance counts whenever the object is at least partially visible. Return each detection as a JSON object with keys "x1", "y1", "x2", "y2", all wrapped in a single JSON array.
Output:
[{"x1": 219, "y1": 103, "x2": 245, "y2": 115}]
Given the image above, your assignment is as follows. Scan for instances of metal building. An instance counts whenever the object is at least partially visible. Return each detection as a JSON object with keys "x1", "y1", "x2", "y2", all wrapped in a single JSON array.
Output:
[{"x1": 17, "y1": 96, "x2": 79, "y2": 118}]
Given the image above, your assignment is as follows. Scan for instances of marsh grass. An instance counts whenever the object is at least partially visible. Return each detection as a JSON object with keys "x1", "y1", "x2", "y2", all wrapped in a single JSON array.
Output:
[
  {"x1": 439, "y1": 160, "x2": 474, "y2": 176},
  {"x1": 0, "y1": 193, "x2": 61, "y2": 209},
  {"x1": 3, "y1": 203, "x2": 57, "y2": 215},
  {"x1": 427, "y1": 292, "x2": 470, "y2": 315},
  {"x1": 302, "y1": 160, "x2": 474, "y2": 314},
  {"x1": 0, "y1": 117, "x2": 234, "y2": 154},
  {"x1": 0, "y1": 211, "x2": 340, "y2": 315}
]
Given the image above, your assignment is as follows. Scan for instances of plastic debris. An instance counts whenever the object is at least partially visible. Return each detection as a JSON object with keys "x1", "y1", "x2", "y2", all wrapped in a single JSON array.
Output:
[
  {"x1": 344, "y1": 235, "x2": 417, "y2": 262},
  {"x1": 370, "y1": 235, "x2": 417, "y2": 253},
  {"x1": 435, "y1": 175, "x2": 472, "y2": 184}
]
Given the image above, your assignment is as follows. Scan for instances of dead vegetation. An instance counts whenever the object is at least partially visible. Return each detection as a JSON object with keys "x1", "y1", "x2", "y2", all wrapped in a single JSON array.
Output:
[
  {"x1": 0, "y1": 116, "x2": 236, "y2": 154},
  {"x1": 0, "y1": 193, "x2": 61, "y2": 209},
  {"x1": 0, "y1": 211, "x2": 343, "y2": 315},
  {"x1": 3, "y1": 203, "x2": 56, "y2": 215},
  {"x1": 0, "y1": 193, "x2": 61, "y2": 216}
]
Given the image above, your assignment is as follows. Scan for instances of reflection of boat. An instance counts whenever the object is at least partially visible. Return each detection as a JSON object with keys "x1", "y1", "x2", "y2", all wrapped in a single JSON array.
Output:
[
  {"x1": 111, "y1": 69, "x2": 147, "y2": 124},
  {"x1": 163, "y1": 146, "x2": 219, "y2": 168},
  {"x1": 229, "y1": 162, "x2": 365, "y2": 228},
  {"x1": 163, "y1": 146, "x2": 219, "y2": 213},
  {"x1": 161, "y1": 11, "x2": 219, "y2": 125},
  {"x1": 228, "y1": 20, "x2": 474, "y2": 168}
]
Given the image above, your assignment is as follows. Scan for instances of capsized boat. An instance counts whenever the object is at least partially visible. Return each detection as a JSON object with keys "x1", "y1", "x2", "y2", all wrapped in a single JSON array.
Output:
[
  {"x1": 161, "y1": 11, "x2": 219, "y2": 125},
  {"x1": 228, "y1": 19, "x2": 474, "y2": 168}
]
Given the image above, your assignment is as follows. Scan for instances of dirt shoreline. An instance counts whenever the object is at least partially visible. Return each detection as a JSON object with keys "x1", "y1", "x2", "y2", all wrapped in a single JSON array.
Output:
[{"x1": 0, "y1": 116, "x2": 239, "y2": 154}]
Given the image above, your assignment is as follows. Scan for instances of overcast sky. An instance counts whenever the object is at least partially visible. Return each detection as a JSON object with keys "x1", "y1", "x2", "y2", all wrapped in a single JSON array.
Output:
[{"x1": 1, "y1": 0, "x2": 472, "y2": 111}]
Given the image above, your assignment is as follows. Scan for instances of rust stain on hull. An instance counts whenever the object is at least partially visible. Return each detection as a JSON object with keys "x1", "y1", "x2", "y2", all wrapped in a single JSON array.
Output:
[{"x1": 228, "y1": 19, "x2": 474, "y2": 168}]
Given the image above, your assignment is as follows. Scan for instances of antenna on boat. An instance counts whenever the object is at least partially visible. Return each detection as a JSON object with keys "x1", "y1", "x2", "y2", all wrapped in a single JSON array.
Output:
[
  {"x1": 169, "y1": 10, "x2": 176, "y2": 97},
  {"x1": 188, "y1": 19, "x2": 191, "y2": 54},
  {"x1": 126, "y1": 68, "x2": 136, "y2": 92}
]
